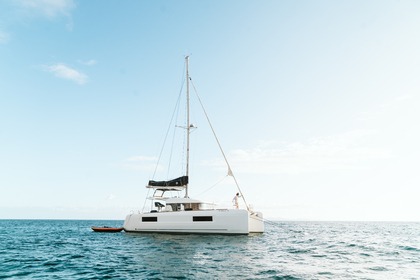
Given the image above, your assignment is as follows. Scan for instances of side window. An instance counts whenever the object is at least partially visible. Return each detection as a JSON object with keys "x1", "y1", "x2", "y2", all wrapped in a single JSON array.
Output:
[{"x1": 193, "y1": 216, "x2": 213, "y2": 222}]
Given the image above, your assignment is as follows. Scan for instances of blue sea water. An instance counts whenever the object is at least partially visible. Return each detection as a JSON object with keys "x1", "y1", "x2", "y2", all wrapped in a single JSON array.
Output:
[{"x1": 0, "y1": 220, "x2": 418, "y2": 279}]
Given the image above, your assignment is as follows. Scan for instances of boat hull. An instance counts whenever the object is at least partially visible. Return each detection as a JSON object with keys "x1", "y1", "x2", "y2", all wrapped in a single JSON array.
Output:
[
  {"x1": 249, "y1": 211, "x2": 264, "y2": 233},
  {"x1": 124, "y1": 209, "x2": 262, "y2": 235}
]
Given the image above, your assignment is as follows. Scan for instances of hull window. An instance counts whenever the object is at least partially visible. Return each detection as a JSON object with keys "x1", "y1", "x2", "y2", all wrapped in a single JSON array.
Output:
[
  {"x1": 193, "y1": 216, "x2": 213, "y2": 222},
  {"x1": 142, "y1": 217, "x2": 158, "y2": 222}
]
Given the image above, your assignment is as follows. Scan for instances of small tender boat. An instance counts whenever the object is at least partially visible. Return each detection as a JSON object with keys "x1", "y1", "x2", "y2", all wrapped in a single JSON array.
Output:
[{"x1": 91, "y1": 226, "x2": 124, "y2": 232}]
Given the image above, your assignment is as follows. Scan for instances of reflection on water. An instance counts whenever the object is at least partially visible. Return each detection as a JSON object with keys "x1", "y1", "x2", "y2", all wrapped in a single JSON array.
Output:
[{"x1": 123, "y1": 232, "x2": 255, "y2": 279}]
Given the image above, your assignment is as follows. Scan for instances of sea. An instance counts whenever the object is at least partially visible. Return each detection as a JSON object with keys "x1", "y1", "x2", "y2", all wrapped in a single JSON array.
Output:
[{"x1": 0, "y1": 220, "x2": 418, "y2": 279}]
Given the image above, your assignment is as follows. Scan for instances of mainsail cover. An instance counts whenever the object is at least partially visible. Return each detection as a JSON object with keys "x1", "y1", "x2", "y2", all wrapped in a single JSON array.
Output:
[{"x1": 148, "y1": 176, "x2": 188, "y2": 187}]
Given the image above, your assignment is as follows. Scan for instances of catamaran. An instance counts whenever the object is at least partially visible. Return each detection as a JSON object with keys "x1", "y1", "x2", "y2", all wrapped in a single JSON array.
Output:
[{"x1": 123, "y1": 57, "x2": 264, "y2": 235}]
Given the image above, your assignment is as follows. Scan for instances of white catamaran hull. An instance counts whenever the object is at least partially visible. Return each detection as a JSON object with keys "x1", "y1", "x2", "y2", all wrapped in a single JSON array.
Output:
[{"x1": 124, "y1": 209, "x2": 264, "y2": 235}]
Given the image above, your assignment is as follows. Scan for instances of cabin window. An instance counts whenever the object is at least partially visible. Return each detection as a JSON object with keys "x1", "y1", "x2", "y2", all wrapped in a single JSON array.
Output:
[
  {"x1": 142, "y1": 217, "x2": 158, "y2": 222},
  {"x1": 193, "y1": 216, "x2": 213, "y2": 222}
]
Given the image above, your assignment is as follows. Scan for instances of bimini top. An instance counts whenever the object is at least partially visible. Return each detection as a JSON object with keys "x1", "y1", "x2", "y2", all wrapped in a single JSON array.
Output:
[{"x1": 148, "y1": 176, "x2": 188, "y2": 187}]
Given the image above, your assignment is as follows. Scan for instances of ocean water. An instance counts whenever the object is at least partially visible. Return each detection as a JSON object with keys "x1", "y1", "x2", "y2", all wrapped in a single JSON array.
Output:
[{"x1": 0, "y1": 220, "x2": 418, "y2": 279}]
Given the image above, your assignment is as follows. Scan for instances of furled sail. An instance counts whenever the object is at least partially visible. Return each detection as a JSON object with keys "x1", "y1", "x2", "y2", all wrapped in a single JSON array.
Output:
[{"x1": 148, "y1": 176, "x2": 188, "y2": 187}]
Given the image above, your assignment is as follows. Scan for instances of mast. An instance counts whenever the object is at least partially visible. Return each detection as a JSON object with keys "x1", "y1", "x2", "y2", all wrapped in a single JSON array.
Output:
[{"x1": 185, "y1": 55, "x2": 190, "y2": 198}]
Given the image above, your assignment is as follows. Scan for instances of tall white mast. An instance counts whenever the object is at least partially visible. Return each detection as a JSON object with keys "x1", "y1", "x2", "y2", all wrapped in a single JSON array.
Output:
[{"x1": 185, "y1": 55, "x2": 190, "y2": 198}]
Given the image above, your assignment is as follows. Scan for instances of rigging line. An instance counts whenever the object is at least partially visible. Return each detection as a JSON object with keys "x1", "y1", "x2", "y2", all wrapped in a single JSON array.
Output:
[
  {"x1": 189, "y1": 79, "x2": 251, "y2": 212},
  {"x1": 172, "y1": 58, "x2": 188, "y2": 177},
  {"x1": 196, "y1": 175, "x2": 228, "y2": 197},
  {"x1": 260, "y1": 218, "x2": 283, "y2": 228},
  {"x1": 152, "y1": 77, "x2": 184, "y2": 179},
  {"x1": 166, "y1": 88, "x2": 182, "y2": 180},
  {"x1": 141, "y1": 187, "x2": 151, "y2": 213},
  {"x1": 181, "y1": 96, "x2": 187, "y2": 175},
  {"x1": 146, "y1": 64, "x2": 186, "y2": 211}
]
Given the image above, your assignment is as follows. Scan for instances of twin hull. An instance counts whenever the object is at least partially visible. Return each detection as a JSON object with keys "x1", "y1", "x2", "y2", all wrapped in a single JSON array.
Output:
[{"x1": 124, "y1": 209, "x2": 264, "y2": 235}]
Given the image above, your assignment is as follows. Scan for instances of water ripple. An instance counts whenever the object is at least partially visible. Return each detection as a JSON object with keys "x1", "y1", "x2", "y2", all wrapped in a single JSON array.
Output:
[{"x1": 0, "y1": 220, "x2": 419, "y2": 279}]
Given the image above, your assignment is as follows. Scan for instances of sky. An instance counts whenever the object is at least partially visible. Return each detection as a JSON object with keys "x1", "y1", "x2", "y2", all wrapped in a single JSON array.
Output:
[{"x1": 1, "y1": 0, "x2": 419, "y2": 221}]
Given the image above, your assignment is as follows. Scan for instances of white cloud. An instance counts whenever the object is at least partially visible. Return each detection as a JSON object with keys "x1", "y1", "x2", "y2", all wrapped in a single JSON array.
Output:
[
  {"x1": 78, "y1": 59, "x2": 97, "y2": 66},
  {"x1": 17, "y1": 0, "x2": 75, "y2": 18},
  {"x1": 45, "y1": 63, "x2": 87, "y2": 85},
  {"x1": 0, "y1": 31, "x2": 10, "y2": 44},
  {"x1": 357, "y1": 93, "x2": 417, "y2": 122},
  {"x1": 203, "y1": 130, "x2": 391, "y2": 174},
  {"x1": 394, "y1": 94, "x2": 415, "y2": 101}
]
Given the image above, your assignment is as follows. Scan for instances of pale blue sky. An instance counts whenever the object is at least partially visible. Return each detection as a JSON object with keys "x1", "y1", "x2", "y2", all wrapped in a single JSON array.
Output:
[{"x1": 1, "y1": 0, "x2": 419, "y2": 221}]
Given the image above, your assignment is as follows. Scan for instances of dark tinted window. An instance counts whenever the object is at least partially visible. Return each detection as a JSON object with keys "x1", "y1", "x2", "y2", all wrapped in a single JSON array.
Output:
[
  {"x1": 193, "y1": 216, "x2": 213, "y2": 222},
  {"x1": 142, "y1": 217, "x2": 158, "y2": 222}
]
